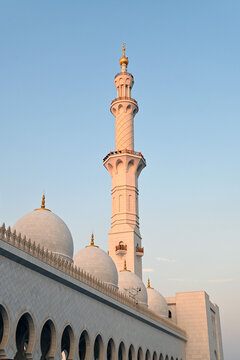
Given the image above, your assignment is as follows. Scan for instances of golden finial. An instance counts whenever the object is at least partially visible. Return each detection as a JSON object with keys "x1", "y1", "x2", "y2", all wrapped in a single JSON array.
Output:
[
  {"x1": 86, "y1": 233, "x2": 99, "y2": 248},
  {"x1": 120, "y1": 259, "x2": 130, "y2": 271},
  {"x1": 41, "y1": 194, "x2": 45, "y2": 209},
  {"x1": 34, "y1": 194, "x2": 51, "y2": 211},
  {"x1": 119, "y1": 42, "x2": 129, "y2": 67},
  {"x1": 91, "y1": 233, "x2": 94, "y2": 246},
  {"x1": 147, "y1": 278, "x2": 151, "y2": 288}
]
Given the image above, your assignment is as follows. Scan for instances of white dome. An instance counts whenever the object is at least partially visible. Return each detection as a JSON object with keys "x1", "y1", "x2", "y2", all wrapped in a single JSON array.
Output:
[
  {"x1": 73, "y1": 239, "x2": 118, "y2": 288},
  {"x1": 13, "y1": 207, "x2": 74, "y2": 261},
  {"x1": 147, "y1": 285, "x2": 168, "y2": 317},
  {"x1": 118, "y1": 269, "x2": 148, "y2": 306}
]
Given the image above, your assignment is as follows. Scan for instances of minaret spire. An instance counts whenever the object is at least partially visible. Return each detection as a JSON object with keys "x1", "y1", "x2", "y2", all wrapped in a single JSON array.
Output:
[
  {"x1": 119, "y1": 43, "x2": 128, "y2": 73},
  {"x1": 104, "y1": 46, "x2": 146, "y2": 278}
]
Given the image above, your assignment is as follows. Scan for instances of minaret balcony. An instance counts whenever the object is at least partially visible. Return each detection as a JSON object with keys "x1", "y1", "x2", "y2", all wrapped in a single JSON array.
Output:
[
  {"x1": 136, "y1": 246, "x2": 144, "y2": 256},
  {"x1": 103, "y1": 149, "x2": 146, "y2": 164},
  {"x1": 115, "y1": 244, "x2": 127, "y2": 255},
  {"x1": 111, "y1": 97, "x2": 138, "y2": 105}
]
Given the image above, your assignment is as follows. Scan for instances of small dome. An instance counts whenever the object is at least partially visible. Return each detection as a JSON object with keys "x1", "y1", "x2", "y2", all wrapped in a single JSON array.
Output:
[
  {"x1": 13, "y1": 196, "x2": 73, "y2": 261},
  {"x1": 118, "y1": 261, "x2": 148, "y2": 306},
  {"x1": 73, "y1": 234, "x2": 118, "y2": 288},
  {"x1": 146, "y1": 279, "x2": 168, "y2": 317}
]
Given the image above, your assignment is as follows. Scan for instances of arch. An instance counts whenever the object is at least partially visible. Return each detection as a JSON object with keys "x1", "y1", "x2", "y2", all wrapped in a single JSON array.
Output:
[
  {"x1": 14, "y1": 312, "x2": 35, "y2": 360},
  {"x1": 118, "y1": 341, "x2": 126, "y2": 360},
  {"x1": 137, "y1": 347, "x2": 143, "y2": 360},
  {"x1": 116, "y1": 159, "x2": 124, "y2": 174},
  {"x1": 126, "y1": 104, "x2": 132, "y2": 113},
  {"x1": 107, "y1": 338, "x2": 115, "y2": 360},
  {"x1": 0, "y1": 305, "x2": 9, "y2": 349},
  {"x1": 145, "y1": 349, "x2": 151, "y2": 360},
  {"x1": 61, "y1": 325, "x2": 74, "y2": 360},
  {"x1": 118, "y1": 104, "x2": 123, "y2": 113},
  {"x1": 170, "y1": 357, "x2": 174, "y2": 360},
  {"x1": 128, "y1": 345, "x2": 135, "y2": 360},
  {"x1": 107, "y1": 163, "x2": 113, "y2": 176},
  {"x1": 79, "y1": 330, "x2": 90, "y2": 360},
  {"x1": 94, "y1": 334, "x2": 104, "y2": 360},
  {"x1": 168, "y1": 311, "x2": 172, "y2": 319},
  {"x1": 214, "y1": 350, "x2": 218, "y2": 360},
  {"x1": 127, "y1": 159, "x2": 134, "y2": 173},
  {"x1": 153, "y1": 352, "x2": 157, "y2": 360},
  {"x1": 159, "y1": 355, "x2": 164, "y2": 360},
  {"x1": 40, "y1": 319, "x2": 56, "y2": 360},
  {"x1": 165, "y1": 356, "x2": 169, "y2": 360}
]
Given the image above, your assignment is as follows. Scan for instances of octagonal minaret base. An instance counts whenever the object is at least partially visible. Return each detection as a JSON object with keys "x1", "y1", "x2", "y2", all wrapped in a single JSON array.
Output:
[
  {"x1": 104, "y1": 151, "x2": 145, "y2": 278},
  {"x1": 104, "y1": 45, "x2": 146, "y2": 279}
]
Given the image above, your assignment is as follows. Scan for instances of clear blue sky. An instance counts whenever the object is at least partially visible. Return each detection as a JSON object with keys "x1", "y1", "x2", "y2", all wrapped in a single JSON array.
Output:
[{"x1": 0, "y1": 1, "x2": 239, "y2": 359}]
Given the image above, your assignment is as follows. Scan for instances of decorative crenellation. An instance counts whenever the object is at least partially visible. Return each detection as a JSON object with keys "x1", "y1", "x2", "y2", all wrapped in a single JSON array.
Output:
[
  {"x1": 0, "y1": 222, "x2": 186, "y2": 337},
  {"x1": 103, "y1": 149, "x2": 146, "y2": 163}
]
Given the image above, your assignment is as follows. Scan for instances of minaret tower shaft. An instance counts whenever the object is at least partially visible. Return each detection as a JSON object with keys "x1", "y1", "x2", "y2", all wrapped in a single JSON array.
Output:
[{"x1": 103, "y1": 45, "x2": 146, "y2": 278}]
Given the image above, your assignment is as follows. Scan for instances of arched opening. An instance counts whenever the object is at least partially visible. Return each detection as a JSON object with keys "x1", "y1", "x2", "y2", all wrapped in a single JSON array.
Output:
[
  {"x1": 107, "y1": 338, "x2": 115, "y2": 360},
  {"x1": 118, "y1": 342, "x2": 126, "y2": 360},
  {"x1": 40, "y1": 320, "x2": 56, "y2": 360},
  {"x1": 137, "y1": 347, "x2": 143, "y2": 360},
  {"x1": 61, "y1": 325, "x2": 74, "y2": 360},
  {"x1": 79, "y1": 330, "x2": 90, "y2": 360},
  {"x1": 0, "y1": 305, "x2": 9, "y2": 348},
  {"x1": 165, "y1": 356, "x2": 169, "y2": 360},
  {"x1": 145, "y1": 349, "x2": 150, "y2": 360},
  {"x1": 214, "y1": 350, "x2": 218, "y2": 360},
  {"x1": 128, "y1": 345, "x2": 135, "y2": 360},
  {"x1": 153, "y1": 352, "x2": 157, "y2": 360},
  {"x1": 168, "y1": 311, "x2": 172, "y2": 319},
  {"x1": 94, "y1": 334, "x2": 103, "y2": 360},
  {"x1": 159, "y1": 355, "x2": 163, "y2": 360},
  {"x1": 14, "y1": 313, "x2": 35, "y2": 360}
]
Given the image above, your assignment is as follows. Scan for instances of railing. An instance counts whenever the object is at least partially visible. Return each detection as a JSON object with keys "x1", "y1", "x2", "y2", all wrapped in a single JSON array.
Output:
[
  {"x1": 111, "y1": 97, "x2": 138, "y2": 105},
  {"x1": 115, "y1": 244, "x2": 127, "y2": 251},
  {"x1": 0, "y1": 223, "x2": 186, "y2": 338},
  {"x1": 103, "y1": 149, "x2": 146, "y2": 163},
  {"x1": 136, "y1": 246, "x2": 144, "y2": 253}
]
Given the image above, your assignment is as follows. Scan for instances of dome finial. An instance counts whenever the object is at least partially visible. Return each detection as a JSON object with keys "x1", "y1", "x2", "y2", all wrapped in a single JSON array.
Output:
[
  {"x1": 147, "y1": 278, "x2": 151, "y2": 288},
  {"x1": 34, "y1": 194, "x2": 51, "y2": 211},
  {"x1": 119, "y1": 43, "x2": 128, "y2": 72},
  {"x1": 41, "y1": 194, "x2": 45, "y2": 209},
  {"x1": 120, "y1": 258, "x2": 130, "y2": 272},
  {"x1": 91, "y1": 233, "x2": 94, "y2": 246},
  {"x1": 86, "y1": 233, "x2": 99, "y2": 248}
]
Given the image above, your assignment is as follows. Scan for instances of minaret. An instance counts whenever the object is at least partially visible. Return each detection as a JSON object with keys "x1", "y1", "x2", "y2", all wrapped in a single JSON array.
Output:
[{"x1": 103, "y1": 44, "x2": 146, "y2": 278}]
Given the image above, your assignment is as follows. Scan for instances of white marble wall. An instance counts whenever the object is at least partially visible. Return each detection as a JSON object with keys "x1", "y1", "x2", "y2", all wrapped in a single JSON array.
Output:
[{"x1": 0, "y1": 239, "x2": 185, "y2": 360}]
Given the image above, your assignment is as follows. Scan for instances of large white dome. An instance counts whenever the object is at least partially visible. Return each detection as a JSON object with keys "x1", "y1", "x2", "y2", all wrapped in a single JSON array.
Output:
[
  {"x1": 118, "y1": 264, "x2": 148, "y2": 306},
  {"x1": 147, "y1": 280, "x2": 168, "y2": 317},
  {"x1": 13, "y1": 198, "x2": 73, "y2": 261},
  {"x1": 73, "y1": 235, "x2": 118, "y2": 288}
]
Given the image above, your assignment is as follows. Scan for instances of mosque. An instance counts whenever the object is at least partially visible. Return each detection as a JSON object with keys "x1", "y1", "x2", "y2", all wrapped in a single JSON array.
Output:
[{"x1": 0, "y1": 45, "x2": 224, "y2": 360}]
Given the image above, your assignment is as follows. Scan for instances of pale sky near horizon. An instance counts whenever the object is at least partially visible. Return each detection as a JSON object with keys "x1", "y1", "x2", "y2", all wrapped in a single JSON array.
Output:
[{"x1": 0, "y1": 1, "x2": 239, "y2": 359}]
